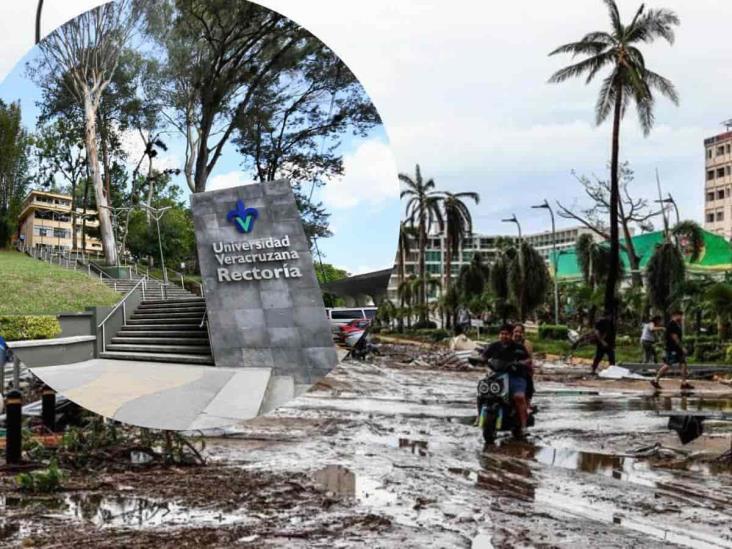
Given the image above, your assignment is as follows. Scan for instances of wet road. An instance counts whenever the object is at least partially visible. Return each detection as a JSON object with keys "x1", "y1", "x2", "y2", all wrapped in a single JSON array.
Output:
[{"x1": 2, "y1": 351, "x2": 732, "y2": 547}]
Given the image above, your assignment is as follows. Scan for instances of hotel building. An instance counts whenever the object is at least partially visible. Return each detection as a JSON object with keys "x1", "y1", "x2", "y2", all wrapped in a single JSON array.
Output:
[{"x1": 704, "y1": 129, "x2": 732, "y2": 240}]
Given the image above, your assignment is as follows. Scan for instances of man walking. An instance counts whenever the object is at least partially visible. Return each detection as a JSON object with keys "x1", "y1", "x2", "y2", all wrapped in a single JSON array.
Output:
[
  {"x1": 590, "y1": 315, "x2": 615, "y2": 374},
  {"x1": 651, "y1": 310, "x2": 692, "y2": 391}
]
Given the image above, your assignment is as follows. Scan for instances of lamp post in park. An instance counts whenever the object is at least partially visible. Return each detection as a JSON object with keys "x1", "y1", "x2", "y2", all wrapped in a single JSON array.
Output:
[
  {"x1": 501, "y1": 214, "x2": 522, "y2": 242},
  {"x1": 532, "y1": 199, "x2": 560, "y2": 325},
  {"x1": 141, "y1": 203, "x2": 172, "y2": 285}
]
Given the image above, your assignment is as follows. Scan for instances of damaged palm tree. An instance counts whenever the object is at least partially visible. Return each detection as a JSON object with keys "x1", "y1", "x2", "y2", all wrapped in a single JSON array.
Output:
[{"x1": 35, "y1": 1, "x2": 150, "y2": 265}]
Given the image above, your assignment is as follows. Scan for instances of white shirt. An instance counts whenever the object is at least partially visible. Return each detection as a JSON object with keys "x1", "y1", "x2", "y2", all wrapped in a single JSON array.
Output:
[{"x1": 640, "y1": 322, "x2": 656, "y2": 342}]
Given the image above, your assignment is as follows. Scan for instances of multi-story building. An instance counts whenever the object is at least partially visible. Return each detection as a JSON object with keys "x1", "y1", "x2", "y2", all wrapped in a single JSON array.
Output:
[
  {"x1": 704, "y1": 129, "x2": 732, "y2": 239},
  {"x1": 16, "y1": 190, "x2": 103, "y2": 253},
  {"x1": 386, "y1": 225, "x2": 598, "y2": 302}
]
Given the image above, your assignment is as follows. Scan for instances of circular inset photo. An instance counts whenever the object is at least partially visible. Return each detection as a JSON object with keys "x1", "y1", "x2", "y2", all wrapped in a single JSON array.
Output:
[{"x1": 0, "y1": 0, "x2": 399, "y2": 430}]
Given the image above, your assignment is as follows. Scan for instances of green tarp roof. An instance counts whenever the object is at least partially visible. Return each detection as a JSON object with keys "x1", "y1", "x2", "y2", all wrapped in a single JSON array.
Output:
[{"x1": 554, "y1": 229, "x2": 732, "y2": 280}]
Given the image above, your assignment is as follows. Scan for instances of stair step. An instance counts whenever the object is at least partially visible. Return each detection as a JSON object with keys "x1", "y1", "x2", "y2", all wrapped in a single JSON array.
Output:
[
  {"x1": 118, "y1": 330, "x2": 207, "y2": 337},
  {"x1": 106, "y1": 344, "x2": 211, "y2": 354},
  {"x1": 131, "y1": 311, "x2": 205, "y2": 319},
  {"x1": 141, "y1": 298, "x2": 204, "y2": 306},
  {"x1": 99, "y1": 351, "x2": 214, "y2": 365},
  {"x1": 112, "y1": 337, "x2": 210, "y2": 345},
  {"x1": 136, "y1": 303, "x2": 206, "y2": 310},
  {"x1": 127, "y1": 318, "x2": 202, "y2": 325},
  {"x1": 120, "y1": 325, "x2": 206, "y2": 332}
]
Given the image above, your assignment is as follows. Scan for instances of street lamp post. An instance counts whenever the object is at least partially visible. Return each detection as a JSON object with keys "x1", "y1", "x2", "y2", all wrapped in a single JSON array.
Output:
[
  {"x1": 141, "y1": 203, "x2": 172, "y2": 285},
  {"x1": 532, "y1": 199, "x2": 560, "y2": 325},
  {"x1": 501, "y1": 214, "x2": 522, "y2": 241}
]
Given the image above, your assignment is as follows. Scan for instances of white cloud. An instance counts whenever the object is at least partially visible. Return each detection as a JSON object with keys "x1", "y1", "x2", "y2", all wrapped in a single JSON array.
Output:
[
  {"x1": 206, "y1": 171, "x2": 258, "y2": 192},
  {"x1": 321, "y1": 139, "x2": 399, "y2": 210}
]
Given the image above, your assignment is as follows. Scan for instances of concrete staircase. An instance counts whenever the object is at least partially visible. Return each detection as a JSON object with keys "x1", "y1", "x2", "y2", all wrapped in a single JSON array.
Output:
[{"x1": 100, "y1": 297, "x2": 214, "y2": 365}]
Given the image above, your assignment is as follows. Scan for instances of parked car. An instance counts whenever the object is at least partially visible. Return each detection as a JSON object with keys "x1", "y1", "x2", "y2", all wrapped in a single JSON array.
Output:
[
  {"x1": 337, "y1": 319, "x2": 371, "y2": 342},
  {"x1": 325, "y1": 307, "x2": 377, "y2": 333}
]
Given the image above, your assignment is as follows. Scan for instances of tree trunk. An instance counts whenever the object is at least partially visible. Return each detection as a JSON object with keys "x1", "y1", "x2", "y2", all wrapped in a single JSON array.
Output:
[
  {"x1": 83, "y1": 95, "x2": 117, "y2": 265},
  {"x1": 617, "y1": 197, "x2": 643, "y2": 287},
  {"x1": 70, "y1": 181, "x2": 77, "y2": 251},
  {"x1": 418, "y1": 209, "x2": 427, "y2": 324},
  {"x1": 81, "y1": 176, "x2": 89, "y2": 253},
  {"x1": 445, "y1": 234, "x2": 452, "y2": 329},
  {"x1": 604, "y1": 83, "x2": 623, "y2": 347}
]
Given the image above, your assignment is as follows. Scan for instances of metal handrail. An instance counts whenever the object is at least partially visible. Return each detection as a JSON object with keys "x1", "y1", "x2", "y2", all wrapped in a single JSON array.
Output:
[
  {"x1": 97, "y1": 276, "x2": 147, "y2": 353},
  {"x1": 88, "y1": 261, "x2": 115, "y2": 281}
]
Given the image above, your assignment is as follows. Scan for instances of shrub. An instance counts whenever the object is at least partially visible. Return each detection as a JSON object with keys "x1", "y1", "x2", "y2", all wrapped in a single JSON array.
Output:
[
  {"x1": 16, "y1": 461, "x2": 64, "y2": 493},
  {"x1": 539, "y1": 324, "x2": 569, "y2": 341},
  {"x1": 413, "y1": 320, "x2": 437, "y2": 330},
  {"x1": 0, "y1": 315, "x2": 61, "y2": 341},
  {"x1": 412, "y1": 328, "x2": 450, "y2": 342},
  {"x1": 726, "y1": 346, "x2": 732, "y2": 364}
]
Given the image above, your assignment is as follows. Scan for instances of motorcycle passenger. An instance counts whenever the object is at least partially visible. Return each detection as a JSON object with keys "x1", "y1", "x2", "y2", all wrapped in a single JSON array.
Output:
[
  {"x1": 478, "y1": 324, "x2": 531, "y2": 438},
  {"x1": 512, "y1": 324, "x2": 535, "y2": 403}
]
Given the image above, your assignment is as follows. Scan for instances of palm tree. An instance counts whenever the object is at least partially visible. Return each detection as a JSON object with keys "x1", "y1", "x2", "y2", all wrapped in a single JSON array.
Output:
[
  {"x1": 508, "y1": 242, "x2": 551, "y2": 321},
  {"x1": 704, "y1": 283, "x2": 732, "y2": 341},
  {"x1": 646, "y1": 241, "x2": 685, "y2": 322},
  {"x1": 672, "y1": 220, "x2": 704, "y2": 262},
  {"x1": 490, "y1": 248, "x2": 516, "y2": 324},
  {"x1": 400, "y1": 165, "x2": 444, "y2": 323},
  {"x1": 36, "y1": 0, "x2": 44, "y2": 44},
  {"x1": 441, "y1": 191, "x2": 480, "y2": 300},
  {"x1": 395, "y1": 222, "x2": 417, "y2": 330},
  {"x1": 549, "y1": 0, "x2": 680, "y2": 339}
]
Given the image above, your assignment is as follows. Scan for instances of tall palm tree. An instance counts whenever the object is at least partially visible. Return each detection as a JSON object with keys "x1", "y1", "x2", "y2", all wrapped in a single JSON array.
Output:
[
  {"x1": 672, "y1": 220, "x2": 704, "y2": 262},
  {"x1": 508, "y1": 242, "x2": 551, "y2": 321},
  {"x1": 441, "y1": 191, "x2": 480, "y2": 299},
  {"x1": 400, "y1": 165, "x2": 444, "y2": 324},
  {"x1": 549, "y1": 0, "x2": 680, "y2": 339},
  {"x1": 395, "y1": 222, "x2": 417, "y2": 329},
  {"x1": 646, "y1": 241, "x2": 685, "y2": 322},
  {"x1": 397, "y1": 275, "x2": 419, "y2": 330},
  {"x1": 36, "y1": 0, "x2": 44, "y2": 44}
]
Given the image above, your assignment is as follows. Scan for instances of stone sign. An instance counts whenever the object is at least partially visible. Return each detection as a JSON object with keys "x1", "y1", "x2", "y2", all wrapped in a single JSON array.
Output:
[{"x1": 191, "y1": 180, "x2": 338, "y2": 391}]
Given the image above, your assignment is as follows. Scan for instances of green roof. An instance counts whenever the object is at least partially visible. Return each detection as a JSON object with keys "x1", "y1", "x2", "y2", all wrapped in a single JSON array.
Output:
[{"x1": 554, "y1": 229, "x2": 732, "y2": 280}]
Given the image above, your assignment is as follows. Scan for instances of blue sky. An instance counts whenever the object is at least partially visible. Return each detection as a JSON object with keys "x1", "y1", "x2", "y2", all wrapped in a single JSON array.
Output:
[{"x1": 0, "y1": 40, "x2": 401, "y2": 275}]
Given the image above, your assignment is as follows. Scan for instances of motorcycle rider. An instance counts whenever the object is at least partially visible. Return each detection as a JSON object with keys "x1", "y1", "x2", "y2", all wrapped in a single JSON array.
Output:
[
  {"x1": 478, "y1": 324, "x2": 531, "y2": 438},
  {"x1": 512, "y1": 324, "x2": 535, "y2": 404}
]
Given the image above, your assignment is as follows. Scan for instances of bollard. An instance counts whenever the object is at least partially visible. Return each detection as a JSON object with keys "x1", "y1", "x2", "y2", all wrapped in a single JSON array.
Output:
[
  {"x1": 5, "y1": 389, "x2": 22, "y2": 465},
  {"x1": 42, "y1": 386, "x2": 56, "y2": 432}
]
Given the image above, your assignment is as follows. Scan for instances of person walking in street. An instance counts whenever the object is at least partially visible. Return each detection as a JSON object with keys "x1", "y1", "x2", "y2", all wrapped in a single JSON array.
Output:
[
  {"x1": 590, "y1": 315, "x2": 615, "y2": 375},
  {"x1": 651, "y1": 310, "x2": 693, "y2": 391},
  {"x1": 640, "y1": 316, "x2": 663, "y2": 364}
]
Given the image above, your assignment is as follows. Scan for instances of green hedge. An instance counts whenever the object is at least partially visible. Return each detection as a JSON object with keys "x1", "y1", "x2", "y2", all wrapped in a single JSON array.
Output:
[
  {"x1": 539, "y1": 324, "x2": 569, "y2": 341},
  {"x1": 0, "y1": 316, "x2": 61, "y2": 342}
]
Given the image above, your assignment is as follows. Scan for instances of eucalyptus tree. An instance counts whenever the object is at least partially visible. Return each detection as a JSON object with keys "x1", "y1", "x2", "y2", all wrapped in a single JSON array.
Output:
[
  {"x1": 400, "y1": 164, "x2": 443, "y2": 323},
  {"x1": 34, "y1": 0, "x2": 151, "y2": 265},
  {"x1": 0, "y1": 101, "x2": 31, "y2": 247},
  {"x1": 549, "y1": 0, "x2": 680, "y2": 336},
  {"x1": 441, "y1": 191, "x2": 479, "y2": 295}
]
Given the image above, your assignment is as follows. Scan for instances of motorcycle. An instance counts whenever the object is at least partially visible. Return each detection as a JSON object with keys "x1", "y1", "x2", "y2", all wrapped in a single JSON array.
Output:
[{"x1": 475, "y1": 358, "x2": 537, "y2": 443}]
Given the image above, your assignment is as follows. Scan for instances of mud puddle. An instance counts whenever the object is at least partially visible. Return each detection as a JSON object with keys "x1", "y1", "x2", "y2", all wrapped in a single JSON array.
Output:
[
  {"x1": 1, "y1": 492, "x2": 247, "y2": 529},
  {"x1": 576, "y1": 395, "x2": 732, "y2": 413}
]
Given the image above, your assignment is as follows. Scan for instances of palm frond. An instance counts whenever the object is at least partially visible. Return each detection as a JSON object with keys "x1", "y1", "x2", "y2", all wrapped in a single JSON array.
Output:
[
  {"x1": 643, "y1": 68, "x2": 679, "y2": 105},
  {"x1": 594, "y1": 71, "x2": 618, "y2": 125},
  {"x1": 548, "y1": 53, "x2": 614, "y2": 84},
  {"x1": 549, "y1": 40, "x2": 610, "y2": 58},
  {"x1": 627, "y1": 8, "x2": 679, "y2": 45},
  {"x1": 672, "y1": 220, "x2": 704, "y2": 262},
  {"x1": 601, "y1": 0, "x2": 623, "y2": 35}
]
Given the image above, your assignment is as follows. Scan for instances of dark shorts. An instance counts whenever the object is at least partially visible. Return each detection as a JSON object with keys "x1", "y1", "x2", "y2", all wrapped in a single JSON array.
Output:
[
  {"x1": 665, "y1": 350, "x2": 685, "y2": 366},
  {"x1": 508, "y1": 375, "x2": 527, "y2": 396}
]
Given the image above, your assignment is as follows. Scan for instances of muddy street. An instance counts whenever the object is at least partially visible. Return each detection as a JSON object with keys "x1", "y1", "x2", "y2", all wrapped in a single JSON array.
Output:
[{"x1": 3, "y1": 346, "x2": 732, "y2": 548}]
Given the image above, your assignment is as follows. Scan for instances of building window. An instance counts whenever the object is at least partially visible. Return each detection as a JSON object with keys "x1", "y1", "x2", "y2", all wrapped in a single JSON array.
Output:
[
  {"x1": 425, "y1": 251, "x2": 441, "y2": 262},
  {"x1": 717, "y1": 211, "x2": 724, "y2": 222},
  {"x1": 426, "y1": 264, "x2": 441, "y2": 275},
  {"x1": 727, "y1": 144, "x2": 731, "y2": 154},
  {"x1": 706, "y1": 212, "x2": 715, "y2": 223},
  {"x1": 727, "y1": 166, "x2": 732, "y2": 176},
  {"x1": 708, "y1": 170, "x2": 715, "y2": 180},
  {"x1": 707, "y1": 149, "x2": 713, "y2": 160},
  {"x1": 717, "y1": 146, "x2": 725, "y2": 155},
  {"x1": 708, "y1": 192, "x2": 715, "y2": 202},
  {"x1": 717, "y1": 168, "x2": 725, "y2": 178},
  {"x1": 719, "y1": 190, "x2": 726, "y2": 200}
]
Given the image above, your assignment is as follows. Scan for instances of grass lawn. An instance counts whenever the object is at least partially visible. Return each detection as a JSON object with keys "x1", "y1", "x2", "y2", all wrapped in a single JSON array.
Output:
[
  {"x1": 532, "y1": 339, "x2": 643, "y2": 363},
  {"x1": 0, "y1": 250, "x2": 121, "y2": 315}
]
